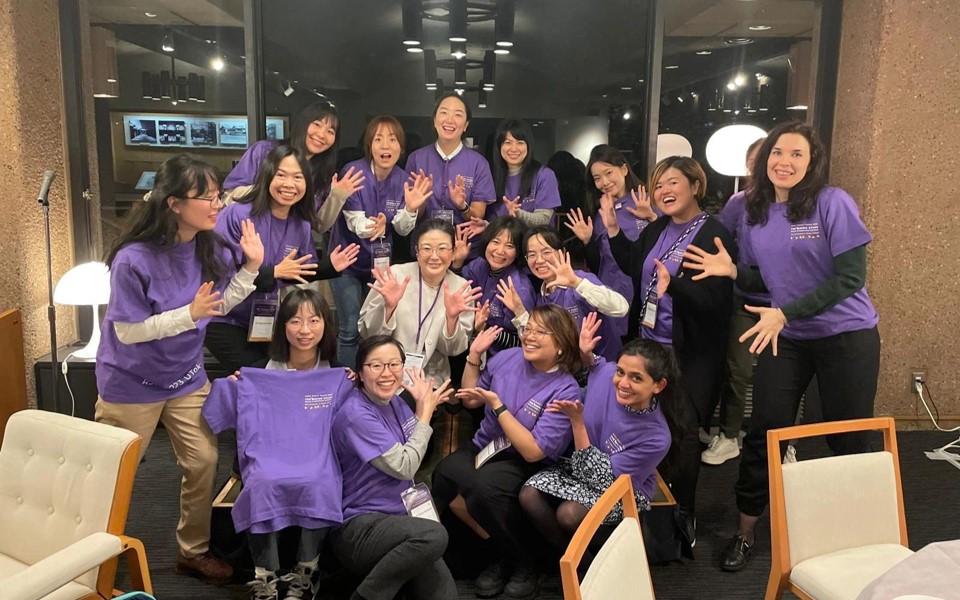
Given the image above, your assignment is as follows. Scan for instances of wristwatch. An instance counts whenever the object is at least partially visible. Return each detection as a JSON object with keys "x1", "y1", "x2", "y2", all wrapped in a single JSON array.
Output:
[{"x1": 493, "y1": 404, "x2": 509, "y2": 417}]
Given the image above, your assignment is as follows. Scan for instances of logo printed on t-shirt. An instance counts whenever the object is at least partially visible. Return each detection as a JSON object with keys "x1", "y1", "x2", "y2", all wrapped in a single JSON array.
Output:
[
  {"x1": 565, "y1": 305, "x2": 581, "y2": 321},
  {"x1": 461, "y1": 176, "x2": 475, "y2": 190},
  {"x1": 790, "y1": 222, "x2": 821, "y2": 240},
  {"x1": 385, "y1": 198, "x2": 401, "y2": 213},
  {"x1": 402, "y1": 415, "x2": 418, "y2": 439},
  {"x1": 604, "y1": 433, "x2": 625, "y2": 455},
  {"x1": 522, "y1": 398, "x2": 543, "y2": 419},
  {"x1": 142, "y1": 361, "x2": 203, "y2": 390},
  {"x1": 304, "y1": 393, "x2": 334, "y2": 410}
]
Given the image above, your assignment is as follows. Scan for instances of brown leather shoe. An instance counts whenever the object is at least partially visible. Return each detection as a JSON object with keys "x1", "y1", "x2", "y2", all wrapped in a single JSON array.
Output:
[{"x1": 176, "y1": 551, "x2": 233, "y2": 582}]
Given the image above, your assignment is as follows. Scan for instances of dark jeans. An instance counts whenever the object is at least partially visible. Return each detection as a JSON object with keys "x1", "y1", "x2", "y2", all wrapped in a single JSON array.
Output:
[
  {"x1": 329, "y1": 513, "x2": 456, "y2": 600},
  {"x1": 204, "y1": 322, "x2": 270, "y2": 373},
  {"x1": 717, "y1": 300, "x2": 762, "y2": 438},
  {"x1": 248, "y1": 527, "x2": 329, "y2": 572},
  {"x1": 735, "y1": 326, "x2": 880, "y2": 516}
]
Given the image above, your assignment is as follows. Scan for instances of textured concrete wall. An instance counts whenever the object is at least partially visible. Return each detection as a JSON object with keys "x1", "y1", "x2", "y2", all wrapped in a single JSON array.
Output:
[
  {"x1": 0, "y1": 0, "x2": 77, "y2": 405},
  {"x1": 832, "y1": 0, "x2": 960, "y2": 416}
]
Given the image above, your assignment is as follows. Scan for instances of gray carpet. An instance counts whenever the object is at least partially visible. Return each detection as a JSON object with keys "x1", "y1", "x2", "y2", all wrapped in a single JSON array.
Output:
[{"x1": 115, "y1": 428, "x2": 960, "y2": 599}]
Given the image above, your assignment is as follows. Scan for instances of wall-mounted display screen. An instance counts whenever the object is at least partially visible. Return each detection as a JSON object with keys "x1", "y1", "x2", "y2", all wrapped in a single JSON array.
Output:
[{"x1": 122, "y1": 113, "x2": 286, "y2": 149}]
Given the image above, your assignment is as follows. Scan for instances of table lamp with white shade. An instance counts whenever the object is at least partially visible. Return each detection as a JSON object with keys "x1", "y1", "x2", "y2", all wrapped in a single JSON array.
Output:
[
  {"x1": 705, "y1": 124, "x2": 767, "y2": 192},
  {"x1": 53, "y1": 261, "x2": 111, "y2": 360}
]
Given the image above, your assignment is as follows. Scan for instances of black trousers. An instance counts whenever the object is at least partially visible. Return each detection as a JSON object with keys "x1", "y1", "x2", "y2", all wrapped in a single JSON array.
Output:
[
  {"x1": 736, "y1": 326, "x2": 880, "y2": 516},
  {"x1": 204, "y1": 322, "x2": 270, "y2": 373}
]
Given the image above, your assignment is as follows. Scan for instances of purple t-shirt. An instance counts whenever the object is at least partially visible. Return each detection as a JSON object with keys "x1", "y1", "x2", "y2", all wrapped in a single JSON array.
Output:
[
  {"x1": 405, "y1": 144, "x2": 496, "y2": 225},
  {"x1": 740, "y1": 186, "x2": 879, "y2": 339},
  {"x1": 462, "y1": 258, "x2": 534, "y2": 354},
  {"x1": 334, "y1": 389, "x2": 420, "y2": 520},
  {"x1": 639, "y1": 214, "x2": 709, "y2": 345},
  {"x1": 590, "y1": 203, "x2": 640, "y2": 339},
  {"x1": 535, "y1": 270, "x2": 623, "y2": 361},
  {"x1": 485, "y1": 166, "x2": 562, "y2": 220},
  {"x1": 330, "y1": 159, "x2": 406, "y2": 277},
  {"x1": 717, "y1": 191, "x2": 770, "y2": 305},
  {"x1": 583, "y1": 359, "x2": 671, "y2": 501},
  {"x1": 202, "y1": 368, "x2": 350, "y2": 533},
  {"x1": 223, "y1": 139, "x2": 277, "y2": 190},
  {"x1": 212, "y1": 201, "x2": 314, "y2": 329},
  {"x1": 96, "y1": 239, "x2": 233, "y2": 403},
  {"x1": 472, "y1": 348, "x2": 578, "y2": 461}
]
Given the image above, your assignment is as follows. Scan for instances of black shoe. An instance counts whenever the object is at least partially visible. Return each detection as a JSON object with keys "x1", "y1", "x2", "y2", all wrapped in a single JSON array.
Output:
[
  {"x1": 502, "y1": 565, "x2": 540, "y2": 600},
  {"x1": 720, "y1": 535, "x2": 752, "y2": 572},
  {"x1": 677, "y1": 509, "x2": 697, "y2": 549},
  {"x1": 474, "y1": 561, "x2": 510, "y2": 598}
]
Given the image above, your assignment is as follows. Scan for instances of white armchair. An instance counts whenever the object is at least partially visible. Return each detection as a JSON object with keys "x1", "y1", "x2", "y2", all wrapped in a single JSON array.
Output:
[{"x1": 0, "y1": 409, "x2": 152, "y2": 600}]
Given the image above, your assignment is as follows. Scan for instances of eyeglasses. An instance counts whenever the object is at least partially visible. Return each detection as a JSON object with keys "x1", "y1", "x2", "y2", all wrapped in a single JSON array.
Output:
[
  {"x1": 525, "y1": 249, "x2": 557, "y2": 262},
  {"x1": 519, "y1": 325, "x2": 552, "y2": 339},
  {"x1": 362, "y1": 360, "x2": 405, "y2": 375},
  {"x1": 184, "y1": 193, "x2": 225, "y2": 207},
  {"x1": 286, "y1": 317, "x2": 323, "y2": 329},
  {"x1": 418, "y1": 245, "x2": 453, "y2": 257}
]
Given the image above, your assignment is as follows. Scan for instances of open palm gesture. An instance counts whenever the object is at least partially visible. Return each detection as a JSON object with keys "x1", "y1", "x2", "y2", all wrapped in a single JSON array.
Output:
[
  {"x1": 564, "y1": 208, "x2": 594, "y2": 244},
  {"x1": 682, "y1": 237, "x2": 736, "y2": 280},
  {"x1": 444, "y1": 280, "x2": 483, "y2": 319},
  {"x1": 544, "y1": 249, "x2": 581, "y2": 292},
  {"x1": 367, "y1": 265, "x2": 411, "y2": 312},
  {"x1": 496, "y1": 276, "x2": 528, "y2": 316},
  {"x1": 447, "y1": 174, "x2": 468, "y2": 210},
  {"x1": 404, "y1": 171, "x2": 434, "y2": 212},
  {"x1": 627, "y1": 185, "x2": 657, "y2": 221}
]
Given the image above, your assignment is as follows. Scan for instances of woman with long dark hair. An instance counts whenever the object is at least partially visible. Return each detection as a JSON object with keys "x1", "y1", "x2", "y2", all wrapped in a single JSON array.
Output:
[
  {"x1": 206, "y1": 145, "x2": 359, "y2": 372},
  {"x1": 682, "y1": 121, "x2": 880, "y2": 571},
  {"x1": 223, "y1": 102, "x2": 365, "y2": 233},
  {"x1": 96, "y1": 154, "x2": 263, "y2": 582},
  {"x1": 486, "y1": 118, "x2": 561, "y2": 226}
]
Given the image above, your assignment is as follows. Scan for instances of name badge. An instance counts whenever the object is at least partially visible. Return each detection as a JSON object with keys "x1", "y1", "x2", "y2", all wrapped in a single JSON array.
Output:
[
  {"x1": 401, "y1": 482, "x2": 440, "y2": 523},
  {"x1": 431, "y1": 209, "x2": 455, "y2": 225},
  {"x1": 615, "y1": 202, "x2": 623, "y2": 210},
  {"x1": 402, "y1": 352, "x2": 425, "y2": 387},
  {"x1": 247, "y1": 298, "x2": 278, "y2": 342},
  {"x1": 372, "y1": 240, "x2": 392, "y2": 272},
  {"x1": 475, "y1": 435, "x2": 512, "y2": 469},
  {"x1": 641, "y1": 300, "x2": 658, "y2": 329}
]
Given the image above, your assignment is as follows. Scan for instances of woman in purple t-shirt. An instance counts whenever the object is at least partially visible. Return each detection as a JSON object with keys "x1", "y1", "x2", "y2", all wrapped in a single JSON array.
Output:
[
  {"x1": 96, "y1": 155, "x2": 263, "y2": 582},
  {"x1": 487, "y1": 118, "x2": 562, "y2": 225},
  {"x1": 683, "y1": 121, "x2": 881, "y2": 572}
]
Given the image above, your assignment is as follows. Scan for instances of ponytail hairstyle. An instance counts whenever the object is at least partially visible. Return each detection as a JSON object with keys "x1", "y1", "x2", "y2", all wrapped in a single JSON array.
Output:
[
  {"x1": 289, "y1": 101, "x2": 340, "y2": 198},
  {"x1": 492, "y1": 118, "x2": 542, "y2": 203},
  {"x1": 618, "y1": 339, "x2": 690, "y2": 449},
  {"x1": 236, "y1": 144, "x2": 318, "y2": 230},
  {"x1": 106, "y1": 154, "x2": 229, "y2": 283}
]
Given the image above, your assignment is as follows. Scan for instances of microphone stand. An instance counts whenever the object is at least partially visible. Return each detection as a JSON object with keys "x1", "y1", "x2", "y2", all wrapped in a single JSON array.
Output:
[{"x1": 39, "y1": 173, "x2": 59, "y2": 413}]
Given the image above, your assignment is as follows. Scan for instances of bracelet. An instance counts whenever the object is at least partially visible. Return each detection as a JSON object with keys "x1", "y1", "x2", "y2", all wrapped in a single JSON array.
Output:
[
  {"x1": 457, "y1": 203, "x2": 471, "y2": 214},
  {"x1": 466, "y1": 356, "x2": 482, "y2": 367},
  {"x1": 493, "y1": 404, "x2": 509, "y2": 417}
]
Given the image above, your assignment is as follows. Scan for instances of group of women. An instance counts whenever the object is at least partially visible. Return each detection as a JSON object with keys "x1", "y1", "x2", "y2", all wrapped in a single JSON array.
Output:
[{"x1": 93, "y1": 87, "x2": 880, "y2": 600}]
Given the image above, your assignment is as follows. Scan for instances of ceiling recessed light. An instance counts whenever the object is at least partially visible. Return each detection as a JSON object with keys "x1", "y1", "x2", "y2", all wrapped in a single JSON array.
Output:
[
  {"x1": 665, "y1": 65, "x2": 679, "y2": 70},
  {"x1": 787, "y1": 105, "x2": 809, "y2": 110},
  {"x1": 494, "y1": 48, "x2": 510, "y2": 55},
  {"x1": 407, "y1": 47, "x2": 424, "y2": 53},
  {"x1": 724, "y1": 37, "x2": 754, "y2": 45},
  {"x1": 403, "y1": 40, "x2": 421, "y2": 46},
  {"x1": 106, "y1": 78, "x2": 117, "y2": 83},
  {"x1": 696, "y1": 50, "x2": 712, "y2": 55},
  {"x1": 144, "y1": 12, "x2": 157, "y2": 18},
  {"x1": 623, "y1": 111, "x2": 631, "y2": 120},
  {"x1": 726, "y1": 82, "x2": 737, "y2": 91},
  {"x1": 211, "y1": 57, "x2": 225, "y2": 71},
  {"x1": 748, "y1": 25, "x2": 771, "y2": 31},
  {"x1": 621, "y1": 86, "x2": 632, "y2": 91},
  {"x1": 734, "y1": 74, "x2": 746, "y2": 86},
  {"x1": 496, "y1": 40, "x2": 514, "y2": 48},
  {"x1": 449, "y1": 36, "x2": 467, "y2": 43}
]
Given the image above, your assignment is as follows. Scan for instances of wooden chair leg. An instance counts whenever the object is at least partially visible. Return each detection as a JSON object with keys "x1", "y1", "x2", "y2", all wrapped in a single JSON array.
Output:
[
  {"x1": 764, "y1": 568, "x2": 788, "y2": 600},
  {"x1": 121, "y1": 537, "x2": 153, "y2": 594}
]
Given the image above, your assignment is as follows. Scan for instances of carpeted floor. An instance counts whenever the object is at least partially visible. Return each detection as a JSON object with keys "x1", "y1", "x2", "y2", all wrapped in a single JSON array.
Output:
[{"x1": 116, "y1": 425, "x2": 960, "y2": 599}]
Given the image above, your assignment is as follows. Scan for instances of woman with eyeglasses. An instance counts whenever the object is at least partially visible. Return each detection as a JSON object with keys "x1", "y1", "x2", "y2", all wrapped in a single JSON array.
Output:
[
  {"x1": 451, "y1": 216, "x2": 534, "y2": 356},
  {"x1": 359, "y1": 218, "x2": 482, "y2": 388},
  {"x1": 223, "y1": 101, "x2": 365, "y2": 234},
  {"x1": 205, "y1": 145, "x2": 360, "y2": 372},
  {"x1": 431, "y1": 304, "x2": 582, "y2": 600},
  {"x1": 330, "y1": 335, "x2": 458, "y2": 600},
  {"x1": 96, "y1": 154, "x2": 263, "y2": 582},
  {"x1": 498, "y1": 225, "x2": 629, "y2": 361}
]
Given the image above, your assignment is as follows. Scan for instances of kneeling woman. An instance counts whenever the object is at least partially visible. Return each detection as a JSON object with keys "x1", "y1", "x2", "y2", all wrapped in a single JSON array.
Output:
[
  {"x1": 432, "y1": 304, "x2": 582, "y2": 600},
  {"x1": 330, "y1": 335, "x2": 458, "y2": 600},
  {"x1": 521, "y1": 331, "x2": 683, "y2": 553}
]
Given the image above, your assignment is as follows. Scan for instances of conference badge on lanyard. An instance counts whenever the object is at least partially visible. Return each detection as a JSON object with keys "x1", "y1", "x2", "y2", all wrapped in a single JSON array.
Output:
[
  {"x1": 247, "y1": 296, "x2": 279, "y2": 342},
  {"x1": 475, "y1": 435, "x2": 512, "y2": 469},
  {"x1": 401, "y1": 482, "x2": 441, "y2": 522},
  {"x1": 431, "y1": 209, "x2": 455, "y2": 225},
  {"x1": 641, "y1": 212, "x2": 708, "y2": 331},
  {"x1": 372, "y1": 239, "x2": 392, "y2": 272}
]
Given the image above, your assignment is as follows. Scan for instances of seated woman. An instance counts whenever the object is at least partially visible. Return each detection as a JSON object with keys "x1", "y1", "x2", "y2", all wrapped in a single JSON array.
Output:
[
  {"x1": 499, "y1": 225, "x2": 629, "y2": 361},
  {"x1": 453, "y1": 215, "x2": 534, "y2": 356},
  {"x1": 330, "y1": 335, "x2": 457, "y2": 600},
  {"x1": 431, "y1": 304, "x2": 582, "y2": 600},
  {"x1": 207, "y1": 144, "x2": 359, "y2": 372},
  {"x1": 263, "y1": 287, "x2": 339, "y2": 371},
  {"x1": 520, "y1": 313, "x2": 684, "y2": 555},
  {"x1": 359, "y1": 218, "x2": 481, "y2": 388}
]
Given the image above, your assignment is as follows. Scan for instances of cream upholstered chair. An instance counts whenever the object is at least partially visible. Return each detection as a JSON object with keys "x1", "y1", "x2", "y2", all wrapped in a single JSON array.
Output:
[
  {"x1": 0, "y1": 409, "x2": 152, "y2": 600},
  {"x1": 560, "y1": 475, "x2": 655, "y2": 600},
  {"x1": 766, "y1": 417, "x2": 914, "y2": 600}
]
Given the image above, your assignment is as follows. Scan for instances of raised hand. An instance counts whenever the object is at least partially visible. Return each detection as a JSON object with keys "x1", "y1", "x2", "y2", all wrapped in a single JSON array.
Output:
[
  {"x1": 401, "y1": 368, "x2": 454, "y2": 418},
  {"x1": 331, "y1": 166, "x2": 366, "y2": 197},
  {"x1": 740, "y1": 306, "x2": 788, "y2": 356},
  {"x1": 403, "y1": 172, "x2": 434, "y2": 212},
  {"x1": 364, "y1": 212, "x2": 388, "y2": 240},
  {"x1": 474, "y1": 299, "x2": 491, "y2": 331},
  {"x1": 329, "y1": 243, "x2": 361, "y2": 272},
  {"x1": 627, "y1": 185, "x2": 657, "y2": 221},
  {"x1": 545, "y1": 399, "x2": 585, "y2": 423},
  {"x1": 579, "y1": 311, "x2": 603, "y2": 355},
  {"x1": 544, "y1": 249, "x2": 582, "y2": 292},
  {"x1": 598, "y1": 193, "x2": 620, "y2": 237},
  {"x1": 463, "y1": 216, "x2": 488, "y2": 239},
  {"x1": 496, "y1": 275, "x2": 528, "y2": 316},
  {"x1": 239, "y1": 219, "x2": 264, "y2": 271},
  {"x1": 682, "y1": 237, "x2": 736, "y2": 281},
  {"x1": 452, "y1": 223, "x2": 473, "y2": 268},
  {"x1": 273, "y1": 249, "x2": 318, "y2": 284},
  {"x1": 189, "y1": 281, "x2": 224, "y2": 321},
  {"x1": 444, "y1": 280, "x2": 483, "y2": 319},
  {"x1": 564, "y1": 208, "x2": 594, "y2": 245},
  {"x1": 447, "y1": 174, "x2": 468, "y2": 210},
  {"x1": 653, "y1": 258, "x2": 670, "y2": 299},
  {"x1": 470, "y1": 325, "x2": 503, "y2": 356},
  {"x1": 503, "y1": 195, "x2": 522, "y2": 217},
  {"x1": 455, "y1": 386, "x2": 501, "y2": 408},
  {"x1": 367, "y1": 265, "x2": 411, "y2": 313}
]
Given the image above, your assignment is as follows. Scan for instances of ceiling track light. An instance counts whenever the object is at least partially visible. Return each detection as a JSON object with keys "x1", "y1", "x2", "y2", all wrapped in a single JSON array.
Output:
[
  {"x1": 482, "y1": 50, "x2": 496, "y2": 85},
  {"x1": 495, "y1": 0, "x2": 515, "y2": 47},
  {"x1": 402, "y1": 0, "x2": 423, "y2": 45},
  {"x1": 161, "y1": 31, "x2": 174, "y2": 53},
  {"x1": 454, "y1": 61, "x2": 467, "y2": 85},
  {"x1": 478, "y1": 88, "x2": 488, "y2": 108},
  {"x1": 424, "y1": 48, "x2": 437, "y2": 84},
  {"x1": 448, "y1": 0, "x2": 467, "y2": 42}
]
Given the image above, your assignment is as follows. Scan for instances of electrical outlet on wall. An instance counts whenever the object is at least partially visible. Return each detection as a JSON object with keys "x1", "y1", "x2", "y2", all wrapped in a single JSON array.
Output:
[{"x1": 910, "y1": 370, "x2": 926, "y2": 394}]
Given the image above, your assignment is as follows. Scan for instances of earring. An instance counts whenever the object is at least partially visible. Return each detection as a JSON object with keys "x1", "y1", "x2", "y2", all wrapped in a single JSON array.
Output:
[{"x1": 558, "y1": 349, "x2": 562, "y2": 355}]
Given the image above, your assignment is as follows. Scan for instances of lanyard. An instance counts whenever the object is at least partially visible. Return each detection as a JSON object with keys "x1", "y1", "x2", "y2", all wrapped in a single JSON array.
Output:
[
  {"x1": 644, "y1": 212, "x2": 708, "y2": 300},
  {"x1": 416, "y1": 269, "x2": 444, "y2": 348}
]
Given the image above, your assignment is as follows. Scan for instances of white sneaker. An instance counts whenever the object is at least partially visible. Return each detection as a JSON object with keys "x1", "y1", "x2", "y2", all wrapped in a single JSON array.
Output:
[
  {"x1": 701, "y1": 433, "x2": 740, "y2": 465},
  {"x1": 783, "y1": 444, "x2": 798, "y2": 464},
  {"x1": 281, "y1": 564, "x2": 317, "y2": 600},
  {"x1": 248, "y1": 575, "x2": 278, "y2": 600}
]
